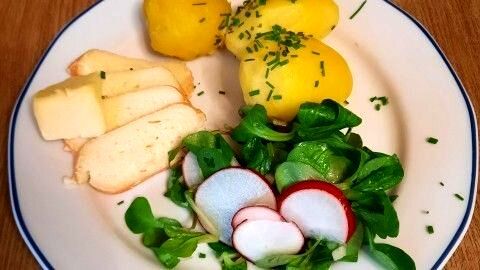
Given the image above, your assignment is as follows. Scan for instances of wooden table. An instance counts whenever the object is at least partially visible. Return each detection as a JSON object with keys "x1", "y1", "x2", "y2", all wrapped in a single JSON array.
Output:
[{"x1": 1, "y1": 0, "x2": 479, "y2": 268}]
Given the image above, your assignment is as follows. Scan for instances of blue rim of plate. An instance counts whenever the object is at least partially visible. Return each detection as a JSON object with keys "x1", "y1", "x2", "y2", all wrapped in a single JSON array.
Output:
[{"x1": 7, "y1": 0, "x2": 478, "y2": 269}]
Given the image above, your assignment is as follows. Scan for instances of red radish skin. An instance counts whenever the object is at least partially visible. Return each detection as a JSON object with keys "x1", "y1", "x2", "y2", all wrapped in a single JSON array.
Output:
[
  {"x1": 231, "y1": 206, "x2": 284, "y2": 229},
  {"x1": 195, "y1": 168, "x2": 277, "y2": 245},
  {"x1": 232, "y1": 219, "x2": 304, "y2": 262},
  {"x1": 278, "y1": 180, "x2": 356, "y2": 242}
]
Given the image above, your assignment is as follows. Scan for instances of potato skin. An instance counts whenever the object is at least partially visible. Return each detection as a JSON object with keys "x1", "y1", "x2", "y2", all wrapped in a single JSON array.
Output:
[
  {"x1": 144, "y1": 0, "x2": 231, "y2": 60},
  {"x1": 226, "y1": 0, "x2": 339, "y2": 59},
  {"x1": 240, "y1": 38, "x2": 352, "y2": 122}
]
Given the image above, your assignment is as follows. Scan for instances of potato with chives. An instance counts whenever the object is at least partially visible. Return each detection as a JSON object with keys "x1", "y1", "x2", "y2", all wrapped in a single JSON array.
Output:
[
  {"x1": 226, "y1": 0, "x2": 339, "y2": 59},
  {"x1": 144, "y1": 0, "x2": 231, "y2": 60},
  {"x1": 240, "y1": 37, "x2": 352, "y2": 122}
]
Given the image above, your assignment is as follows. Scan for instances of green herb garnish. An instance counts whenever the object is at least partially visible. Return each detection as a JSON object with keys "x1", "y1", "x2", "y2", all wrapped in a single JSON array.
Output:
[
  {"x1": 320, "y1": 61, "x2": 325, "y2": 76},
  {"x1": 350, "y1": 0, "x2": 367, "y2": 20},
  {"x1": 199, "y1": 253, "x2": 206, "y2": 258},
  {"x1": 426, "y1": 225, "x2": 434, "y2": 234},
  {"x1": 192, "y1": 2, "x2": 206, "y2": 6},
  {"x1": 199, "y1": 17, "x2": 206, "y2": 23},
  {"x1": 265, "y1": 68, "x2": 270, "y2": 78},
  {"x1": 272, "y1": 95, "x2": 282, "y2": 100},
  {"x1": 197, "y1": 91, "x2": 205, "y2": 96},
  {"x1": 117, "y1": 200, "x2": 124, "y2": 205},
  {"x1": 100, "y1": 71, "x2": 106, "y2": 79},
  {"x1": 265, "y1": 81, "x2": 275, "y2": 89},
  {"x1": 440, "y1": 181, "x2": 445, "y2": 186},
  {"x1": 311, "y1": 51, "x2": 320, "y2": 55},
  {"x1": 314, "y1": 80, "x2": 319, "y2": 88},
  {"x1": 219, "y1": 91, "x2": 226, "y2": 95},
  {"x1": 249, "y1": 89, "x2": 260, "y2": 96},
  {"x1": 454, "y1": 193, "x2": 464, "y2": 201},
  {"x1": 244, "y1": 58, "x2": 255, "y2": 62},
  {"x1": 266, "y1": 89, "x2": 273, "y2": 101},
  {"x1": 426, "y1": 137, "x2": 438, "y2": 144}
]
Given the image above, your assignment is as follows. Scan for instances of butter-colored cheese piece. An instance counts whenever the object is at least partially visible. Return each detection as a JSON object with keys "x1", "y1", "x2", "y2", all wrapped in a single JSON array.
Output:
[{"x1": 33, "y1": 74, "x2": 106, "y2": 140}]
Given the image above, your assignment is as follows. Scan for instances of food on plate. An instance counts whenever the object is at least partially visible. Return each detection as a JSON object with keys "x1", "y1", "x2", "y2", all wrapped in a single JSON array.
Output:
[
  {"x1": 225, "y1": 0, "x2": 339, "y2": 59},
  {"x1": 240, "y1": 37, "x2": 352, "y2": 121},
  {"x1": 65, "y1": 85, "x2": 185, "y2": 152},
  {"x1": 128, "y1": 99, "x2": 414, "y2": 269},
  {"x1": 182, "y1": 151, "x2": 239, "y2": 188},
  {"x1": 98, "y1": 67, "x2": 179, "y2": 97},
  {"x1": 33, "y1": 73, "x2": 105, "y2": 140},
  {"x1": 75, "y1": 103, "x2": 206, "y2": 193},
  {"x1": 194, "y1": 167, "x2": 276, "y2": 244},
  {"x1": 232, "y1": 219, "x2": 304, "y2": 262},
  {"x1": 231, "y1": 206, "x2": 283, "y2": 228},
  {"x1": 278, "y1": 180, "x2": 356, "y2": 243},
  {"x1": 68, "y1": 49, "x2": 194, "y2": 96},
  {"x1": 143, "y1": 0, "x2": 231, "y2": 60}
]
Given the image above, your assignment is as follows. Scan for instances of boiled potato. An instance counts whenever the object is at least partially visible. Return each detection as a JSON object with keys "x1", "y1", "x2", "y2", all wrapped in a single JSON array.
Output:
[
  {"x1": 240, "y1": 38, "x2": 352, "y2": 122},
  {"x1": 226, "y1": 0, "x2": 339, "y2": 59},
  {"x1": 144, "y1": 0, "x2": 231, "y2": 60}
]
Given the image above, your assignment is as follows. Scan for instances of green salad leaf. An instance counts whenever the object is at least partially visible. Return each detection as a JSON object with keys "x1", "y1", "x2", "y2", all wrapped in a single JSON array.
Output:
[
  {"x1": 164, "y1": 167, "x2": 190, "y2": 210},
  {"x1": 240, "y1": 137, "x2": 288, "y2": 175},
  {"x1": 232, "y1": 105, "x2": 295, "y2": 142},
  {"x1": 208, "y1": 242, "x2": 248, "y2": 270},
  {"x1": 183, "y1": 131, "x2": 234, "y2": 178},
  {"x1": 365, "y1": 227, "x2": 416, "y2": 270},
  {"x1": 352, "y1": 154, "x2": 404, "y2": 192},
  {"x1": 275, "y1": 161, "x2": 324, "y2": 192},
  {"x1": 296, "y1": 100, "x2": 362, "y2": 140},
  {"x1": 125, "y1": 197, "x2": 217, "y2": 269},
  {"x1": 334, "y1": 222, "x2": 364, "y2": 262}
]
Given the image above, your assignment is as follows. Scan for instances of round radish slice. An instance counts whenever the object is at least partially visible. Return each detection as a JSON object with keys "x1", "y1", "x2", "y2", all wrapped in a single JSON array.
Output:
[
  {"x1": 183, "y1": 152, "x2": 240, "y2": 188},
  {"x1": 232, "y1": 219, "x2": 304, "y2": 262},
  {"x1": 195, "y1": 168, "x2": 276, "y2": 245},
  {"x1": 278, "y1": 180, "x2": 356, "y2": 243},
  {"x1": 232, "y1": 206, "x2": 283, "y2": 229}
]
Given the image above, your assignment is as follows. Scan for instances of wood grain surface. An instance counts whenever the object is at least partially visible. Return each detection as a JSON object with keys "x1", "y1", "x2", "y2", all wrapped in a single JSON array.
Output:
[{"x1": 0, "y1": 0, "x2": 478, "y2": 268}]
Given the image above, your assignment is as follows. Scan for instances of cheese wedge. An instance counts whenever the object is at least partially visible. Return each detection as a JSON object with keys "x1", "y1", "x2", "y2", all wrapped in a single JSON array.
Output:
[
  {"x1": 68, "y1": 49, "x2": 194, "y2": 96},
  {"x1": 64, "y1": 85, "x2": 185, "y2": 151},
  {"x1": 100, "y1": 67, "x2": 179, "y2": 97},
  {"x1": 33, "y1": 74, "x2": 105, "y2": 140},
  {"x1": 75, "y1": 103, "x2": 206, "y2": 193}
]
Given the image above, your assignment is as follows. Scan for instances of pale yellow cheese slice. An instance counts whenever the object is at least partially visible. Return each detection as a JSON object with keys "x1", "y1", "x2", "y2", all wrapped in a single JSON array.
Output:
[{"x1": 33, "y1": 74, "x2": 105, "y2": 140}]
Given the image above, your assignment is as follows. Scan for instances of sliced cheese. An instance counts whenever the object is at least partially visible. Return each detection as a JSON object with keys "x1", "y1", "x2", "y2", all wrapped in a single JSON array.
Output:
[
  {"x1": 68, "y1": 49, "x2": 194, "y2": 96},
  {"x1": 100, "y1": 67, "x2": 179, "y2": 97},
  {"x1": 33, "y1": 74, "x2": 106, "y2": 140},
  {"x1": 64, "y1": 85, "x2": 185, "y2": 151},
  {"x1": 75, "y1": 103, "x2": 206, "y2": 193}
]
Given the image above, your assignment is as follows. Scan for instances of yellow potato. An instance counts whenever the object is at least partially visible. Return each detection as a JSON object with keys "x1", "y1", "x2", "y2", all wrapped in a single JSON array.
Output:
[
  {"x1": 144, "y1": 0, "x2": 232, "y2": 60},
  {"x1": 240, "y1": 38, "x2": 352, "y2": 122},
  {"x1": 226, "y1": 0, "x2": 339, "y2": 59}
]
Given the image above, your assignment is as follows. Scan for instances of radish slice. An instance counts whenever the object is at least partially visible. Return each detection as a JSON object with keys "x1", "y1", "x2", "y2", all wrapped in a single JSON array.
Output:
[
  {"x1": 232, "y1": 220, "x2": 304, "y2": 262},
  {"x1": 278, "y1": 180, "x2": 356, "y2": 243},
  {"x1": 232, "y1": 206, "x2": 283, "y2": 229},
  {"x1": 195, "y1": 168, "x2": 276, "y2": 245},
  {"x1": 183, "y1": 152, "x2": 240, "y2": 188}
]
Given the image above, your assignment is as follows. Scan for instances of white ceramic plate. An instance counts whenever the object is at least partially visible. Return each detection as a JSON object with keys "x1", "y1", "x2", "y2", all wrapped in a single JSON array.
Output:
[{"x1": 8, "y1": 0, "x2": 478, "y2": 269}]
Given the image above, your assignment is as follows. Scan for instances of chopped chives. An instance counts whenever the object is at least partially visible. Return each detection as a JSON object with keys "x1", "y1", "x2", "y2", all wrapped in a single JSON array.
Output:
[
  {"x1": 245, "y1": 30, "x2": 251, "y2": 39},
  {"x1": 314, "y1": 80, "x2": 319, "y2": 88},
  {"x1": 117, "y1": 200, "x2": 124, "y2": 205},
  {"x1": 273, "y1": 95, "x2": 283, "y2": 100},
  {"x1": 245, "y1": 11, "x2": 251, "y2": 17},
  {"x1": 440, "y1": 182, "x2": 445, "y2": 186},
  {"x1": 311, "y1": 51, "x2": 320, "y2": 55},
  {"x1": 265, "y1": 81, "x2": 275, "y2": 89},
  {"x1": 256, "y1": 10, "x2": 261, "y2": 18},
  {"x1": 246, "y1": 47, "x2": 253, "y2": 53},
  {"x1": 320, "y1": 61, "x2": 325, "y2": 76},
  {"x1": 239, "y1": 32, "x2": 245, "y2": 39},
  {"x1": 244, "y1": 58, "x2": 255, "y2": 62},
  {"x1": 238, "y1": 21, "x2": 245, "y2": 27},
  {"x1": 426, "y1": 225, "x2": 434, "y2": 234},
  {"x1": 378, "y1": 96, "x2": 389, "y2": 105},
  {"x1": 290, "y1": 54, "x2": 298, "y2": 58},
  {"x1": 454, "y1": 193, "x2": 464, "y2": 201},
  {"x1": 263, "y1": 54, "x2": 269, "y2": 61},
  {"x1": 350, "y1": 0, "x2": 367, "y2": 20},
  {"x1": 197, "y1": 91, "x2": 205, "y2": 96},
  {"x1": 421, "y1": 210, "x2": 430, "y2": 214},
  {"x1": 266, "y1": 89, "x2": 273, "y2": 101},
  {"x1": 344, "y1": 100, "x2": 350, "y2": 105},
  {"x1": 374, "y1": 104, "x2": 381, "y2": 111},
  {"x1": 100, "y1": 71, "x2": 106, "y2": 79},
  {"x1": 199, "y1": 17, "x2": 206, "y2": 23},
  {"x1": 265, "y1": 68, "x2": 270, "y2": 78},
  {"x1": 426, "y1": 137, "x2": 438, "y2": 144},
  {"x1": 249, "y1": 89, "x2": 260, "y2": 96},
  {"x1": 369, "y1": 96, "x2": 377, "y2": 102},
  {"x1": 218, "y1": 91, "x2": 226, "y2": 95},
  {"x1": 253, "y1": 44, "x2": 259, "y2": 52},
  {"x1": 199, "y1": 253, "x2": 206, "y2": 259},
  {"x1": 331, "y1": 25, "x2": 337, "y2": 30},
  {"x1": 192, "y1": 2, "x2": 207, "y2": 6}
]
